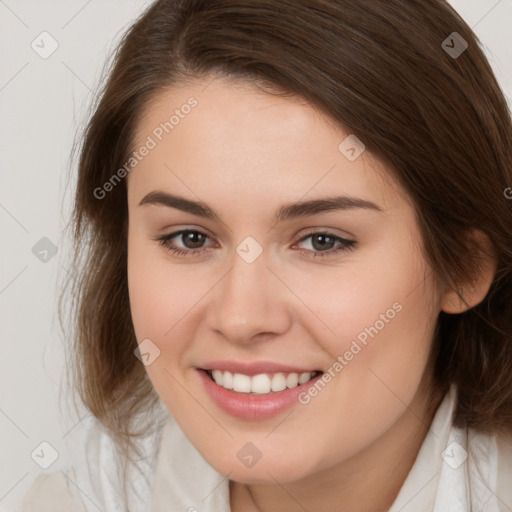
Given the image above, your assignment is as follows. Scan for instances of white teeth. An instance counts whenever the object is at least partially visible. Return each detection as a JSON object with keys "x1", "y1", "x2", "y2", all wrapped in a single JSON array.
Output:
[
  {"x1": 286, "y1": 373, "x2": 299, "y2": 388},
  {"x1": 251, "y1": 374, "x2": 271, "y2": 394},
  {"x1": 209, "y1": 370, "x2": 318, "y2": 394},
  {"x1": 222, "y1": 371, "x2": 233, "y2": 389},
  {"x1": 271, "y1": 373, "x2": 287, "y2": 392},
  {"x1": 212, "y1": 370, "x2": 223, "y2": 386},
  {"x1": 232, "y1": 373, "x2": 251, "y2": 393},
  {"x1": 299, "y1": 372, "x2": 312, "y2": 384}
]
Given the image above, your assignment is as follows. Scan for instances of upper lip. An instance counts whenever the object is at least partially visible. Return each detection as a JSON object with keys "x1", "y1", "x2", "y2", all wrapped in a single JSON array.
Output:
[{"x1": 199, "y1": 360, "x2": 322, "y2": 376}]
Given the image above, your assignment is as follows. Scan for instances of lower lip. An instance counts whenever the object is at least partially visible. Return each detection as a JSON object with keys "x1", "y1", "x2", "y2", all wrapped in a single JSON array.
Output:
[{"x1": 197, "y1": 369, "x2": 323, "y2": 420}]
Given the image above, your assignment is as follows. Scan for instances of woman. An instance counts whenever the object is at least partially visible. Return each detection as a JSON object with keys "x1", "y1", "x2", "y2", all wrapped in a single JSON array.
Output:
[{"x1": 17, "y1": 0, "x2": 512, "y2": 510}]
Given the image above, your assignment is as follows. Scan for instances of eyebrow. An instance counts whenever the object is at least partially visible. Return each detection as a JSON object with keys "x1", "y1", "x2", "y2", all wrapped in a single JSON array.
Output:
[{"x1": 138, "y1": 190, "x2": 382, "y2": 223}]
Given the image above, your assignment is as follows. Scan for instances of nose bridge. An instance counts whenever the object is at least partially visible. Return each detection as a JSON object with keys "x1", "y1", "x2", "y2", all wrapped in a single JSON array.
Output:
[{"x1": 207, "y1": 241, "x2": 291, "y2": 343}]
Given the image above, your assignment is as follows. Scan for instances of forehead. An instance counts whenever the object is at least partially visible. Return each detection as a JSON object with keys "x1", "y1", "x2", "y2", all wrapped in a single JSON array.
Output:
[{"x1": 128, "y1": 76, "x2": 406, "y2": 213}]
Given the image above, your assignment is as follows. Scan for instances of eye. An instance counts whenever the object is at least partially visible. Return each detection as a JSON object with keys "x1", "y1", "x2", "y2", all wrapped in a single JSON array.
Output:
[
  {"x1": 293, "y1": 232, "x2": 356, "y2": 258},
  {"x1": 154, "y1": 229, "x2": 357, "y2": 259},
  {"x1": 155, "y1": 229, "x2": 215, "y2": 257}
]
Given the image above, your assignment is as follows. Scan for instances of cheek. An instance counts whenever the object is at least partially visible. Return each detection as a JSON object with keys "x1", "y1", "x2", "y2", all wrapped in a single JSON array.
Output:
[
  {"x1": 127, "y1": 235, "x2": 195, "y2": 349},
  {"x1": 286, "y1": 237, "x2": 434, "y2": 354},
  {"x1": 278, "y1": 260, "x2": 437, "y2": 471},
  {"x1": 292, "y1": 238, "x2": 436, "y2": 404},
  {"x1": 127, "y1": 239, "x2": 202, "y2": 417}
]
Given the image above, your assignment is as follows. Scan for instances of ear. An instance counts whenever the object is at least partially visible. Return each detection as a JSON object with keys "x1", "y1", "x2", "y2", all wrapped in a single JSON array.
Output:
[{"x1": 440, "y1": 230, "x2": 497, "y2": 314}]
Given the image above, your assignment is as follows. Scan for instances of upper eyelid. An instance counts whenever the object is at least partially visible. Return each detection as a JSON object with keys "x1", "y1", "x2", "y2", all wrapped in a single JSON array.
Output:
[{"x1": 161, "y1": 228, "x2": 354, "y2": 245}]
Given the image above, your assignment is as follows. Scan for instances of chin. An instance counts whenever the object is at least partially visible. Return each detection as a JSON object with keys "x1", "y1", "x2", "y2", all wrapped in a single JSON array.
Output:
[{"x1": 206, "y1": 451, "x2": 316, "y2": 485}]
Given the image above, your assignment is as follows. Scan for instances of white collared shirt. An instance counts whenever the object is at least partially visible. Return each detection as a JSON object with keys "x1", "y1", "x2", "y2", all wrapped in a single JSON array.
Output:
[{"x1": 16, "y1": 384, "x2": 512, "y2": 511}]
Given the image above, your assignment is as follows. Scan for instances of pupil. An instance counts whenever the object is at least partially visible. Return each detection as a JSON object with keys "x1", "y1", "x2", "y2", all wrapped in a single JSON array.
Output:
[
  {"x1": 184, "y1": 232, "x2": 204, "y2": 249},
  {"x1": 312, "y1": 234, "x2": 334, "y2": 251}
]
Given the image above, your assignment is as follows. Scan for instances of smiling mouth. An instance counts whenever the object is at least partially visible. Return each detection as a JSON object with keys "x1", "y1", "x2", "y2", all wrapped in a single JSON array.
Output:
[{"x1": 203, "y1": 369, "x2": 323, "y2": 395}]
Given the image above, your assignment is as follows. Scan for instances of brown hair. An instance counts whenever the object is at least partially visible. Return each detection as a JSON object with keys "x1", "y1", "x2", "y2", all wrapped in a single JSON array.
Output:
[{"x1": 61, "y1": 0, "x2": 512, "y2": 465}]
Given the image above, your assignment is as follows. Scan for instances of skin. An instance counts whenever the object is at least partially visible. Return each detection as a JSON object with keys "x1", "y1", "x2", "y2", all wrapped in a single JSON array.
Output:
[{"x1": 126, "y1": 76, "x2": 496, "y2": 512}]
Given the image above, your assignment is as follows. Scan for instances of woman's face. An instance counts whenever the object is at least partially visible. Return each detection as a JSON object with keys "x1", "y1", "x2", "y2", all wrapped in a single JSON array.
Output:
[{"x1": 127, "y1": 76, "x2": 442, "y2": 483}]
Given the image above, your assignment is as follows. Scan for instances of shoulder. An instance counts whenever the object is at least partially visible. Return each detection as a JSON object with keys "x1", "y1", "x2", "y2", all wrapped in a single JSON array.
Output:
[
  {"x1": 66, "y1": 410, "x2": 166, "y2": 511},
  {"x1": 462, "y1": 426, "x2": 512, "y2": 511},
  {"x1": 15, "y1": 468, "x2": 87, "y2": 512},
  {"x1": 495, "y1": 429, "x2": 512, "y2": 461},
  {"x1": 495, "y1": 430, "x2": 512, "y2": 510}
]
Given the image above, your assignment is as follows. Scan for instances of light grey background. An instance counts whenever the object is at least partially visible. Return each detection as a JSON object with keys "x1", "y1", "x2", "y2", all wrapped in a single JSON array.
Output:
[{"x1": 0, "y1": 0, "x2": 511, "y2": 510}]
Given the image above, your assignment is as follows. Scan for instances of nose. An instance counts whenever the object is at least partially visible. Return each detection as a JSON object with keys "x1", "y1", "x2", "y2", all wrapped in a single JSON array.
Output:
[{"x1": 206, "y1": 247, "x2": 292, "y2": 345}]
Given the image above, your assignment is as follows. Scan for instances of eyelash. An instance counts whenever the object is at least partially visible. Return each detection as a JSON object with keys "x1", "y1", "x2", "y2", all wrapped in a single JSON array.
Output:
[{"x1": 154, "y1": 229, "x2": 357, "y2": 259}]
